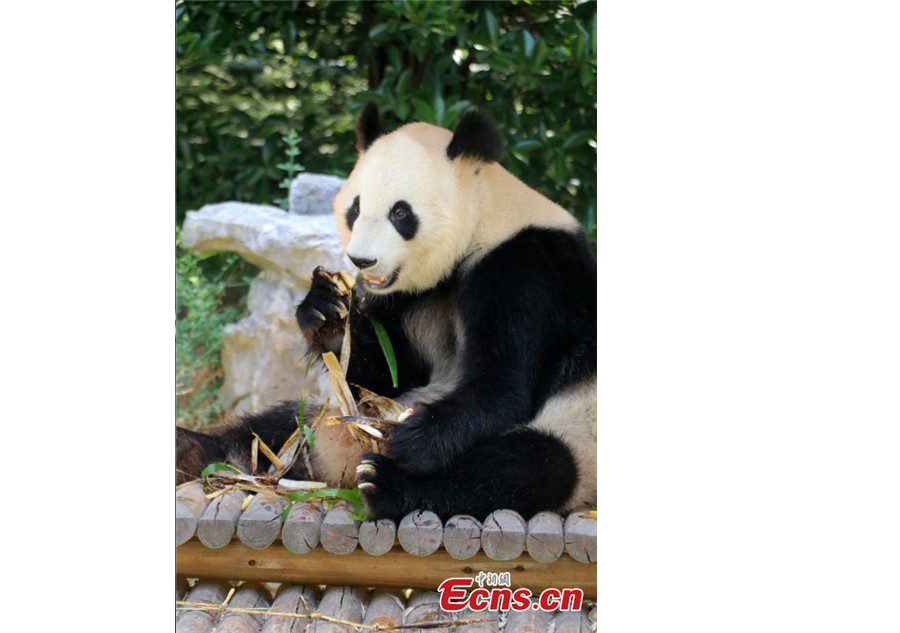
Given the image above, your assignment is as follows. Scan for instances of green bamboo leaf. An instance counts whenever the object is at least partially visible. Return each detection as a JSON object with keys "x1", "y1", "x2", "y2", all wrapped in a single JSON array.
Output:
[
  {"x1": 286, "y1": 487, "x2": 339, "y2": 502},
  {"x1": 337, "y1": 488, "x2": 367, "y2": 520},
  {"x1": 333, "y1": 487, "x2": 364, "y2": 505},
  {"x1": 200, "y1": 462, "x2": 240, "y2": 478},
  {"x1": 296, "y1": 393, "x2": 306, "y2": 427},
  {"x1": 303, "y1": 424, "x2": 315, "y2": 451},
  {"x1": 284, "y1": 487, "x2": 364, "y2": 517},
  {"x1": 368, "y1": 318, "x2": 399, "y2": 388}
]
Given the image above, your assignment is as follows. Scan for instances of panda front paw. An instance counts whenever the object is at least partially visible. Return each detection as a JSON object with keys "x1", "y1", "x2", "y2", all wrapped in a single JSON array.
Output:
[
  {"x1": 385, "y1": 413, "x2": 456, "y2": 476},
  {"x1": 296, "y1": 267, "x2": 350, "y2": 349},
  {"x1": 356, "y1": 453, "x2": 419, "y2": 520}
]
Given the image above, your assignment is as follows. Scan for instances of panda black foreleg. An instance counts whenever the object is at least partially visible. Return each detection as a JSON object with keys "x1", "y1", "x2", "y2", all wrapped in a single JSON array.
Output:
[
  {"x1": 296, "y1": 267, "x2": 351, "y2": 356},
  {"x1": 357, "y1": 427, "x2": 578, "y2": 521},
  {"x1": 296, "y1": 267, "x2": 429, "y2": 398}
]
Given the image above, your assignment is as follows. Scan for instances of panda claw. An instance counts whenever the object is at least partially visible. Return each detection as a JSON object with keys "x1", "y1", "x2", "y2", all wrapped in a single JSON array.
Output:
[
  {"x1": 355, "y1": 454, "x2": 420, "y2": 520},
  {"x1": 311, "y1": 309, "x2": 326, "y2": 322}
]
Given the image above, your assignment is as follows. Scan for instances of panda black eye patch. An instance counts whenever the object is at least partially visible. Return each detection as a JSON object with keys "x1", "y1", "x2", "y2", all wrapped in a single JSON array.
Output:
[
  {"x1": 389, "y1": 200, "x2": 418, "y2": 240},
  {"x1": 345, "y1": 195, "x2": 360, "y2": 230}
]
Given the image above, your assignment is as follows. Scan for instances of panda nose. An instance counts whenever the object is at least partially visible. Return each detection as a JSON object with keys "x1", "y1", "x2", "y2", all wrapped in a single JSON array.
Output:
[{"x1": 349, "y1": 255, "x2": 377, "y2": 270}]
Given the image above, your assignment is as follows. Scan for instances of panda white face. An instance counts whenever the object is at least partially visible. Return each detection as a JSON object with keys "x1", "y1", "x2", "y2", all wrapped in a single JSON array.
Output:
[{"x1": 334, "y1": 123, "x2": 481, "y2": 295}]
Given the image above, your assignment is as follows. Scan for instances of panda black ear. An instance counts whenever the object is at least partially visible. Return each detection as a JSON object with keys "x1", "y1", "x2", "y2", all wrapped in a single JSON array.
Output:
[
  {"x1": 356, "y1": 101, "x2": 385, "y2": 153},
  {"x1": 446, "y1": 109, "x2": 505, "y2": 164}
]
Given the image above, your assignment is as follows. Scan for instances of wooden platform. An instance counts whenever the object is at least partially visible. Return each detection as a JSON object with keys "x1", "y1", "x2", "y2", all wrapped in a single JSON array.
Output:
[
  {"x1": 176, "y1": 580, "x2": 596, "y2": 632},
  {"x1": 177, "y1": 481, "x2": 598, "y2": 620}
]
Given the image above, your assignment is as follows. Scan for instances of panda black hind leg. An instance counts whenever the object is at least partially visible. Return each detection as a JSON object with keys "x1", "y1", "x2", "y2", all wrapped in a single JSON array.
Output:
[
  {"x1": 357, "y1": 427, "x2": 578, "y2": 521},
  {"x1": 175, "y1": 400, "x2": 310, "y2": 483}
]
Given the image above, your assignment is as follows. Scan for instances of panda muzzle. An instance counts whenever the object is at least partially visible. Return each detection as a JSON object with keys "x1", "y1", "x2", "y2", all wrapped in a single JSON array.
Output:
[{"x1": 361, "y1": 267, "x2": 400, "y2": 290}]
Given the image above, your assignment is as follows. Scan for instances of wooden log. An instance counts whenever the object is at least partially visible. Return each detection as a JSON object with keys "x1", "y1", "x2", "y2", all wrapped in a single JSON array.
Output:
[
  {"x1": 443, "y1": 514, "x2": 482, "y2": 560},
  {"x1": 237, "y1": 493, "x2": 287, "y2": 549},
  {"x1": 197, "y1": 489, "x2": 247, "y2": 549},
  {"x1": 308, "y1": 586, "x2": 363, "y2": 633},
  {"x1": 215, "y1": 582, "x2": 271, "y2": 633},
  {"x1": 176, "y1": 482, "x2": 210, "y2": 546},
  {"x1": 504, "y1": 599, "x2": 553, "y2": 633},
  {"x1": 398, "y1": 510, "x2": 443, "y2": 557},
  {"x1": 403, "y1": 590, "x2": 446, "y2": 628},
  {"x1": 554, "y1": 608, "x2": 592, "y2": 633},
  {"x1": 362, "y1": 591, "x2": 404, "y2": 629},
  {"x1": 319, "y1": 501, "x2": 359, "y2": 555},
  {"x1": 176, "y1": 580, "x2": 230, "y2": 633},
  {"x1": 526, "y1": 511, "x2": 565, "y2": 563},
  {"x1": 175, "y1": 541, "x2": 598, "y2": 599},
  {"x1": 458, "y1": 607, "x2": 501, "y2": 632},
  {"x1": 262, "y1": 584, "x2": 321, "y2": 633},
  {"x1": 282, "y1": 502, "x2": 324, "y2": 554},
  {"x1": 481, "y1": 510, "x2": 526, "y2": 561},
  {"x1": 564, "y1": 512, "x2": 597, "y2": 564},
  {"x1": 358, "y1": 518, "x2": 396, "y2": 556}
]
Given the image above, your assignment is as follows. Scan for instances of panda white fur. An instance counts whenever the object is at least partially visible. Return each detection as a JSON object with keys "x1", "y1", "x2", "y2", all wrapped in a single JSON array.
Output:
[{"x1": 176, "y1": 103, "x2": 597, "y2": 521}]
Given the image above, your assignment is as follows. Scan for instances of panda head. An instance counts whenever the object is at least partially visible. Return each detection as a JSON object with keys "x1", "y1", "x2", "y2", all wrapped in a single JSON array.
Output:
[{"x1": 333, "y1": 102, "x2": 505, "y2": 295}]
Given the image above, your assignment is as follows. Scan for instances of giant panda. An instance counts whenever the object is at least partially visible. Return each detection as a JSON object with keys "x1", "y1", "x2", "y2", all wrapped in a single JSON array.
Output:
[{"x1": 176, "y1": 103, "x2": 597, "y2": 521}]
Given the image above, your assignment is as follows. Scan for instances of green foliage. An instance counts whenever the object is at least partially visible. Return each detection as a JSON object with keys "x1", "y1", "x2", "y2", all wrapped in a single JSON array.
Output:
[
  {"x1": 286, "y1": 487, "x2": 368, "y2": 521},
  {"x1": 295, "y1": 393, "x2": 307, "y2": 429},
  {"x1": 176, "y1": 0, "x2": 596, "y2": 241},
  {"x1": 176, "y1": 1, "x2": 367, "y2": 222},
  {"x1": 295, "y1": 395, "x2": 319, "y2": 452},
  {"x1": 200, "y1": 462, "x2": 241, "y2": 478},
  {"x1": 273, "y1": 129, "x2": 304, "y2": 210},
  {"x1": 302, "y1": 424, "x2": 315, "y2": 451},
  {"x1": 175, "y1": 230, "x2": 247, "y2": 428},
  {"x1": 356, "y1": 0, "x2": 597, "y2": 238}
]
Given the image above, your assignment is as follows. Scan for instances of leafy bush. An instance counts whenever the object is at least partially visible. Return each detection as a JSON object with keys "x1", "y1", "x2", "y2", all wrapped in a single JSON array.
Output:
[
  {"x1": 175, "y1": 231, "x2": 247, "y2": 428},
  {"x1": 176, "y1": 0, "x2": 596, "y2": 239}
]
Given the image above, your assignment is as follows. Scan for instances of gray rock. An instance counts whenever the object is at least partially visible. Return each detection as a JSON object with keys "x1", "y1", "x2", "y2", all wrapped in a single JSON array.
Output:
[
  {"x1": 181, "y1": 199, "x2": 349, "y2": 416},
  {"x1": 182, "y1": 201, "x2": 346, "y2": 288},
  {"x1": 289, "y1": 173, "x2": 346, "y2": 216},
  {"x1": 219, "y1": 271, "x2": 332, "y2": 414}
]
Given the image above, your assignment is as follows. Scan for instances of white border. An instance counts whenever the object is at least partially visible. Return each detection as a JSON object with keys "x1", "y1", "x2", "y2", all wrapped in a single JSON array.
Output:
[
  {"x1": 598, "y1": 1, "x2": 899, "y2": 630},
  {"x1": 3, "y1": 2, "x2": 898, "y2": 630}
]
